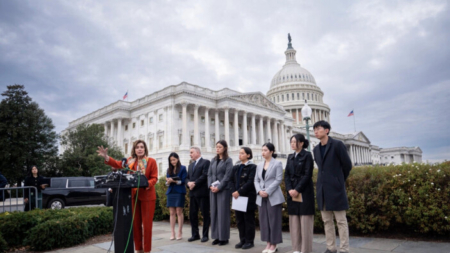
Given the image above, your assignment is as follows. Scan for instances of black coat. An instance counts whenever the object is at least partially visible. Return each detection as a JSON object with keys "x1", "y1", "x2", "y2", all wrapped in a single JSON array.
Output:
[
  {"x1": 186, "y1": 158, "x2": 211, "y2": 198},
  {"x1": 313, "y1": 137, "x2": 352, "y2": 211},
  {"x1": 284, "y1": 150, "x2": 315, "y2": 215},
  {"x1": 24, "y1": 175, "x2": 45, "y2": 199},
  {"x1": 230, "y1": 162, "x2": 257, "y2": 211}
]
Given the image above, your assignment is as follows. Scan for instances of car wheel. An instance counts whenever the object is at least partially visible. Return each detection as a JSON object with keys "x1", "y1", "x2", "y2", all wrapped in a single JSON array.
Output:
[{"x1": 48, "y1": 198, "x2": 65, "y2": 209}]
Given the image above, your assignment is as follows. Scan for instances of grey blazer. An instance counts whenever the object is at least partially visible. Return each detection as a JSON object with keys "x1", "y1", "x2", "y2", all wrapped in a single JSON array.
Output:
[
  {"x1": 207, "y1": 157, "x2": 233, "y2": 191},
  {"x1": 254, "y1": 158, "x2": 285, "y2": 206}
]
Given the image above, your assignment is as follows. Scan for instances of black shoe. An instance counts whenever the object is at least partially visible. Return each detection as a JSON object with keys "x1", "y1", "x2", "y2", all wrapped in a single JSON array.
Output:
[
  {"x1": 212, "y1": 239, "x2": 220, "y2": 245},
  {"x1": 201, "y1": 237, "x2": 209, "y2": 242},
  {"x1": 219, "y1": 240, "x2": 229, "y2": 246},
  {"x1": 188, "y1": 236, "x2": 200, "y2": 242},
  {"x1": 242, "y1": 243, "x2": 254, "y2": 249},
  {"x1": 235, "y1": 241, "x2": 245, "y2": 248}
]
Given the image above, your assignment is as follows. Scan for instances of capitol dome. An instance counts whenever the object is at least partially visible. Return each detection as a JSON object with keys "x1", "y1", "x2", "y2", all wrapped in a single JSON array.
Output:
[
  {"x1": 270, "y1": 42, "x2": 316, "y2": 88},
  {"x1": 266, "y1": 34, "x2": 330, "y2": 126}
]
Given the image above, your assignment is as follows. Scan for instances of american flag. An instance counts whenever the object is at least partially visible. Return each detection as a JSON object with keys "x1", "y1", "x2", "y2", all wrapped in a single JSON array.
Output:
[
  {"x1": 347, "y1": 110, "x2": 354, "y2": 117},
  {"x1": 123, "y1": 91, "x2": 128, "y2": 100}
]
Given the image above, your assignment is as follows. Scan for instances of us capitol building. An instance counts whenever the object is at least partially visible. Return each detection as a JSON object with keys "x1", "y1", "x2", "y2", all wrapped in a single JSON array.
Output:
[{"x1": 62, "y1": 37, "x2": 422, "y2": 176}]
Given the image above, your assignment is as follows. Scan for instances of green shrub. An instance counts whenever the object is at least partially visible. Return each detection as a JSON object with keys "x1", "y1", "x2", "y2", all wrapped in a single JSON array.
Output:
[
  {"x1": 26, "y1": 215, "x2": 90, "y2": 251},
  {"x1": 25, "y1": 207, "x2": 113, "y2": 251},
  {"x1": 0, "y1": 233, "x2": 7, "y2": 253},
  {"x1": 344, "y1": 162, "x2": 450, "y2": 235},
  {"x1": 0, "y1": 206, "x2": 113, "y2": 250}
]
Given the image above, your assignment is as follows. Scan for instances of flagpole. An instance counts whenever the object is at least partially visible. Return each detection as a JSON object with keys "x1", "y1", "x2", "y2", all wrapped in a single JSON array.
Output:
[{"x1": 353, "y1": 109, "x2": 356, "y2": 132}]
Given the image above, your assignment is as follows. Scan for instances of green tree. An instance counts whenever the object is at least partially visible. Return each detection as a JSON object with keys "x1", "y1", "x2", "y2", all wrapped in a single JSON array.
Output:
[
  {"x1": 60, "y1": 123, "x2": 123, "y2": 176},
  {"x1": 0, "y1": 85, "x2": 58, "y2": 185}
]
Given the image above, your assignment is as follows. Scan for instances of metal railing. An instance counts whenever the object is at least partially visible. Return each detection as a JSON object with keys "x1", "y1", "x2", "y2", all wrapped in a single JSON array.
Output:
[{"x1": 0, "y1": 186, "x2": 39, "y2": 213}]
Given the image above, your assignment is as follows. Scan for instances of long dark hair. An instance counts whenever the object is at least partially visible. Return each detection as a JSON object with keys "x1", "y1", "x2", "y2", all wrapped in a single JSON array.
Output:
[
  {"x1": 290, "y1": 134, "x2": 309, "y2": 150},
  {"x1": 27, "y1": 165, "x2": 40, "y2": 177},
  {"x1": 263, "y1": 142, "x2": 277, "y2": 158},
  {"x1": 167, "y1": 152, "x2": 181, "y2": 175},
  {"x1": 215, "y1": 140, "x2": 229, "y2": 161}
]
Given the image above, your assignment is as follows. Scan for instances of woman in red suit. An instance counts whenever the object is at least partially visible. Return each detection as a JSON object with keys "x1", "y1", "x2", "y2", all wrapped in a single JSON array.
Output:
[{"x1": 97, "y1": 140, "x2": 158, "y2": 253}]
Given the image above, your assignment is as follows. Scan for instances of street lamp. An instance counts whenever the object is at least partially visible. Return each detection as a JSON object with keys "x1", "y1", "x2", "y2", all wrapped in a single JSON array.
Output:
[{"x1": 301, "y1": 100, "x2": 312, "y2": 151}]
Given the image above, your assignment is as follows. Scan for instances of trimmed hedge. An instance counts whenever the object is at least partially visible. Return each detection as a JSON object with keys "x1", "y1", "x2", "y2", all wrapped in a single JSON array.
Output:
[
  {"x1": 156, "y1": 162, "x2": 450, "y2": 236},
  {"x1": 0, "y1": 233, "x2": 7, "y2": 253},
  {"x1": 0, "y1": 206, "x2": 113, "y2": 251}
]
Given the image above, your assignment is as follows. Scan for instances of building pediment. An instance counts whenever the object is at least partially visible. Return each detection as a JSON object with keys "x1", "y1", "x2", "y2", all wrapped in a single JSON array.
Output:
[
  {"x1": 353, "y1": 132, "x2": 370, "y2": 143},
  {"x1": 229, "y1": 92, "x2": 285, "y2": 113}
]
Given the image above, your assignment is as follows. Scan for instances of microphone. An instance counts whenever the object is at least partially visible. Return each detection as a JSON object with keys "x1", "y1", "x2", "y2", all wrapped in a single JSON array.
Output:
[{"x1": 121, "y1": 158, "x2": 128, "y2": 169}]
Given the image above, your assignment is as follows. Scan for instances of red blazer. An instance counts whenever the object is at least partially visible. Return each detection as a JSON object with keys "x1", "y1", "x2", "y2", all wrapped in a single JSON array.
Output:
[{"x1": 105, "y1": 156, "x2": 158, "y2": 201}]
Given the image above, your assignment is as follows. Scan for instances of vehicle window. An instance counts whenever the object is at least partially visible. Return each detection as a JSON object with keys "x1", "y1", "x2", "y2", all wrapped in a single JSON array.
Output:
[
  {"x1": 51, "y1": 178, "x2": 67, "y2": 188},
  {"x1": 68, "y1": 179, "x2": 90, "y2": 188},
  {"x1": 89, "y1": 180, "x2": 95, "y2": 188}
]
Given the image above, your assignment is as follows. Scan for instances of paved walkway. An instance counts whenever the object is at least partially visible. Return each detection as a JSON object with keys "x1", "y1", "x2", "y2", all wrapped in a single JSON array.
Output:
[{"x1": 50, "y1": 221, "x2": 450, "y2": 253}]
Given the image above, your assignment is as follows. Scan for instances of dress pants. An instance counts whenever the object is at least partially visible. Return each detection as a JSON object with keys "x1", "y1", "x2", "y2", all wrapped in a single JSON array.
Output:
[
  {"x1": 210, "y1": 189, "x2": 231, "y2": 241},
  {"x1": 259, "y1": 198, "x2": 283, "y2": 244},
  {"x1": 132, "y1": 198, "x2": 156, "y2": 252},
  {"x1": 235, "y1": 209, "x2": 256, "y2": 243},
  {"x1": 321, "y1": 205, "x2": 349, "y2": 253},
  {"x1": 189, "y1": 196, "x2": 210, "y2": 238},
  {"x1": 289, "y1": 215, "x2": 314, "y2": 253}
]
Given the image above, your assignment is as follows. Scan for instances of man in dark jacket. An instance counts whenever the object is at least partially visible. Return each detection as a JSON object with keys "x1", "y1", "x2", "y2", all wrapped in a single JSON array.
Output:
[
  {"x1": 313, "y1": 121, "x2": 352, "y2": 253},
  {"x1": 186, "y1": 146, "x2": 211, "y2": 243}
]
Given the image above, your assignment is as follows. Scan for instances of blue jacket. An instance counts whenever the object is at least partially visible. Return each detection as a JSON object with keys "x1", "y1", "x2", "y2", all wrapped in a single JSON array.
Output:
[{"x1": 166, "y1": 165, "x2": 187, "y2": 195}]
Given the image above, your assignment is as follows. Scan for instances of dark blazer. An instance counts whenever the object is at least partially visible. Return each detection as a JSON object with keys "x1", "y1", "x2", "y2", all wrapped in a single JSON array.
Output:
[
  {"x1": 313, "y1": 137, "x2": 352, "y2": 211},
  {"x1": 186, "y1": 158, "x2": 211, "y2": 198},
  {"x1": 230, "y1": 162, "x2": 257, "y2": 211},
  {"x1": 166, "y1": 165, "x2": 187, "y2": 195},
  {"x1": 207, "y1": 157, "x2": 233, "y2": 191},
  {"x1": 284, "y1": 149, "x2": 315, "y2": 215}
]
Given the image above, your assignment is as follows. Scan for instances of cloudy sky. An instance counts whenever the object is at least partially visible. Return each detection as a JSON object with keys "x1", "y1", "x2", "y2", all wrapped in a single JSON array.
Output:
[{"x1": 1, "y1": 0, "x2": 449, "y2": 162}]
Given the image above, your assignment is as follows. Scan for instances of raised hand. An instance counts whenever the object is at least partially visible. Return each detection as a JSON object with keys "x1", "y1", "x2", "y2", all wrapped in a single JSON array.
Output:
[{"x1": 96, "y1": 146, "x2": 109, "y2": 159}]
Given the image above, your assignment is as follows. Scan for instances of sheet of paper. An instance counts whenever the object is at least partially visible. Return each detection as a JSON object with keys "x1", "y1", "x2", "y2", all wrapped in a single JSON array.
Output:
[
  {"x1": 232, "y1": 196, "x2": 248, "y2": 212},
  {"x1": 211, "y1": 180, "x2": 220, "y2": 187}
]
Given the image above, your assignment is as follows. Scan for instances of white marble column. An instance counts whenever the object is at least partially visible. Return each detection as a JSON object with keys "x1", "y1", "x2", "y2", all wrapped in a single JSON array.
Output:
[
  {"x1": 281, "y1": 123, "x2": 286, "y2": 153},
  {"x1": 181, "y1": 103, "x2": 188, "y2": 148},
  {"x1": 167, "y1": 106, "x2": 173, "y2": 149},
  {"x1": 251, "y1": 114, "x2": 256, "y2": 145},
  {"x1": 242, "y1": 111, "x2": 248, "y2": 145},
  {"x1": 296, "y1": 109, "x2": 300, "y2": 125},
  {"x1": 110, "y1": 120, "x2": 115, "y2": 143},
  {"x1": 193, "y1": 105, "x2": 200, "y2": 146},
  {"x1": 259, "y1": 116, "x2": 264, "y2": 145},
  {"x1": 350, "y1": 145, "x2": 354, "y2": 165},
  {"x1": 204, "y1": 107, "x2": 210, "y2": 151},
  {"x1": 154, "y1": 111, "x2": 158, "y2": 150},
  {"x1": 224, "y1": 107, "x2": 230, "y2": 145},
  {"x1": 117, "y1": 119, "x2": 123, "y2": 151},
  {"x1": 273, "y1": 121, "x2": 279, "y2": 151},
  {"x1": 234, "y1": 109, "x2": 239, "y2": 148},
  {"x1": 104, "y1": 123, "x2": 108, "y2": 137},
  {"x1": 215, "y1": 110, "x2": 219, "y2": 144},
  {"x1": 267, "y1": 118, "x2": 272, "y2": 143}
]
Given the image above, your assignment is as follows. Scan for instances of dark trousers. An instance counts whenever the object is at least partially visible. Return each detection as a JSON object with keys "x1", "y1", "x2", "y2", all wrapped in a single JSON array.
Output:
[
  {"x1": 236, "y1": 209, "x2": 255, "y2": 243},
  {"x1": 189, "y1": 196, "x2": 210, "y2": 238}
]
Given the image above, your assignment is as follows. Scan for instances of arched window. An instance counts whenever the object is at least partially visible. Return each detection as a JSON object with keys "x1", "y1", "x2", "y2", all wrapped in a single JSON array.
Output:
[
  {"x1": 282, "y1": 95, "x2": 284, "y2": 101},
  {"x1": 307, "y1": 93, "x2": 310, "y2": 100},
  {"x1": 286, "y1": 94, "x2": 289, "y2": 101},
  {"x1": 297, "y1": 93, "x2": 300, "y2": 99}
]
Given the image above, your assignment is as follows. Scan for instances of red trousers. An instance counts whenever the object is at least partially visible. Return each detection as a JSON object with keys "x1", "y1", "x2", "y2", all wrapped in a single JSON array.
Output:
[{"x1": 132, "y1": 198, "x2": 156, "y2": 252}]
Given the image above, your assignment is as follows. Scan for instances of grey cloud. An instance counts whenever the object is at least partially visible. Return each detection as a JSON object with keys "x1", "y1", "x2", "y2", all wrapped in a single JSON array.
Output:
[{"x1": 0, "y1": 0, "x2": 449, "y2": 161}]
